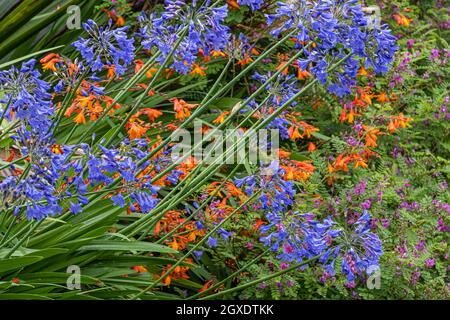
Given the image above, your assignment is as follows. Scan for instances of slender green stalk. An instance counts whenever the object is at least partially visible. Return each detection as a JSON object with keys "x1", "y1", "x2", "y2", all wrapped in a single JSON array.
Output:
[
  {"x1": 199, "y1": 254, "x2": 323, "y2": 300},
  {"x1": 4, "y1": 219, "x2": 43, "y2": 258},
  {"x1": 131, "y1": 192, "x2": 259, "y2": 299},
  {"x1": 187, "y1": 248, "x2": 271, "y2": 300},
  {"x1": 101, "y1": 27, "x2": 189, "y2": 149}
]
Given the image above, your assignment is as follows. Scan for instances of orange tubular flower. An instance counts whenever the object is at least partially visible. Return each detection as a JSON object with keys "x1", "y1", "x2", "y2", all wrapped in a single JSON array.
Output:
[
  {"x1": 393, "y1": 13, "x2": 412, "y2": 27},
  {"x1": 140, "y1": 108, "x2": 163, "y2": 122},
  {"x1": 40, "y1": 53, "x2": 61, "y2": 72},
  {"x1": 227, "y1": 0, "x2": 240, "y2": 9},
  {"x1": 333, "y1": 153, "x2": 352, "y2": 172},
  {"x1": 212, "y1": 111, "x2": 230, "y2": 124},
  {"x1": 357, "y1": 66, "x2": 368, "y2": 76},
  {"x1": 388, "y1": 112, "x2": 412, "y2": 132},
  {"x1": 132, "y1": 266, "x2": 148, "y2": 273},
  {"x1": 190, "y1": 63, "x2": 207, "y2": 77},
  {"x1": 363, "y1": 125, "x2": 383, "y2": 148},
  {"x1": 276, "y1": 61, "x2": 289, "y2": 76},
  {"x1": 127, "y1": 120, "x2": 148, "y2": 140},
  {"x1": 299, "y1": 121, "x2": 319, "y2": 138},
  {"x1": 172, "y1": 98, "x2": 198, "y2": 120},
  {"x1": 237, "y1": 53, "x2": 253, "y2": 66},
  {"x1": 73, "y1": 112, "x2": 86, "y2": 124},
  {"x1": 283, "y1": 160, "x2": 315, "y2": 181},
  {"x1": 376, "y1": 92, "x2": 390, "y2": 104},
  {"x1": 351, "y1": 153, "x2": 368, "y2": 169},
  {"x1": 105, "y1": 64, "x2": 116, "y2": 79},
  {"x1": 288, "y1": 125, "x2": 302, "y2": 140},
  {"x1": 308, "y1": 142, "x2": 317, "y2": 152},
  {"x1": 297, "y1": 68, "x2": 311, "y2": 80},
  {"x1": 116, "y1": 16, "x2": 125, "y2": 26}
]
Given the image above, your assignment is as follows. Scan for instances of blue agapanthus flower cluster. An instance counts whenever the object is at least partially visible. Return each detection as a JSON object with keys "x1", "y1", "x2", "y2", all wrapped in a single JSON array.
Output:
[
  {"x1": 238, "y1": 0, "x2": 265, "y2": 11},
  {"x1": 235, "y1": 161, "x2": 296, "y2": 214},
  {"x1": 236, "y1": 161, "x2": 383, "y2": 284},
  {"x1": 1, "y1": 131, "x2": 87, "y2": 220},
  {"x1": 0, "y1": 59, "x2": 54, "y2": 134},
  {"x1": 261, "y1": 213, "x2": 340, "y2": 263},
  {"x1": 72, "y1": 19, "x2": 135, "y2": 75},
  {"x1": 138, "y1": 0, "x2": 230, "y2": 74},
  {"x1": 266, "y1": 0, "x2": 398, "y2": 96},
  {"x1": 252, "y1": 72, "x2": 299, "y2": 108},
  {"x1": 331, "y1": 211, "x2": 383, "y2": 285},
  {"x1": 85, "y1": 139, "x2": 162, "y2": 214}
]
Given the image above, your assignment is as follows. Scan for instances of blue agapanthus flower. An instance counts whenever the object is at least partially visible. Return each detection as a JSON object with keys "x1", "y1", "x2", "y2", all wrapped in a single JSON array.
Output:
[
  {"x1": 138, "y1": 0, "x2": 230, "y2": 74},
  {"x1": 2, "y1": 130, "x2": 86, "y2": 220},
  {"x1": 0, "y1": 59, "x2": 53, "y2": 133},
  {"x1": 238, "y1": 0, "x2": 265, "y2": 11},
  {"x1": 266, "y1": 0, "x2": 398, "y2": 96},
  {"x1": 319, "y1": 211, "x2": 383, "y2": 285},
  {"x1": 72, "y1": 19, "x2": 135, "y2": 75}
]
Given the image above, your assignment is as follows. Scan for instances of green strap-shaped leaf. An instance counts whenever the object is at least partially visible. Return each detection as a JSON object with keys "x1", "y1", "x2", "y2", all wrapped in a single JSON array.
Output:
[
  {"x1": 0, "y1": 256, "x2": 43, "y2": 273},
  {"x1": 78, "y1": 240, "x2": 178, "y2": 254}
]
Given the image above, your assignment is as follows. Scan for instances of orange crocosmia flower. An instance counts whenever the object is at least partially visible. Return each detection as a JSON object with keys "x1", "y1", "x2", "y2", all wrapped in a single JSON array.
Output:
[
  {"x1": 293, "y1": 160, "x2": 315, "y2": 177},
  {"x1": 146, "y1": 67, "x2": 158, "y2": 78},
  {"x1": 333, "y1": 153, "x2": 352, "y2": 172},
  {"x1": 387, "y1": 120, "x2": 397, "y2": 133},
  {"x1": 116, "y1": 16, "x2": 125, "y2": 26},
  {"x1": 357, "y1": 66, "x2": 368, "y2": 76},
  {"x1": 388, "y1": 112, "x2": 412, "y2": 132},
  {"x1": 73, "y1": 112, "x2": 86, "y2": 124},
  {"x1": 51, "y1": 144, "x2": 64, "y2": 155},
  {"x1": 276, "y1": 61, "x2": 289, "y2": 76},
  {"x1": 288, "y1": 125, "x2": 302, "y2": 140},
  {"x1": 103, "y1": 96, "x2": 121, "y2": 110},
  {"x1": 297, "y1": 68, "x2": 311, "y2": 80},
  {"x1": 339, "y1": 106, "x2": 359, "y2": 123},
  {"x1": 132, "y1": 266, "x2": 148, "y2": 273},
  {"x1": 237, "y1": 54, "x2": 253, "y2": 66},
  {"x1": 199, "y1": 280, "x2": 215, "y2": 293},
  {"x1": 211, "y1": 50, "x2": 227, "y2": 58},
  {"x1": 299, "y1": 121, "x2": 319, "y2": 138},
  {"x1": 227, "y1": 0, "x2": 240, "y2": 10},
  {"x1": 394, "y1": 112, "x2": 412, "y2": 128},
  {"x1": 226, "y1": 182, "x2": 243, "y2": 197},
  {"x1": 277, "y1": 149, "x2": 291, "y2": 158},
  {"x1": 308, "y1": 142, "x2": 317, "y2": 152},
  {"x1": 127, "y1": 121, "x2": 148, "y2": 140},
  {"x1": 282, "y1": 161, "x2": 315, "y2": 181},
  {"x1": 134, "y1": 59, "x2": 144, "y2": 74},
  {"x1": 105, "y1": 65, "x2": 116, "y2": 79},
  {"x1": 377, "y1": 92, "x2": 389, "y2": 104},
  {"x1": 253, "y1": 218, "x2": 265, "y2": 232},
  {"x1": 141, "y1": 108, "x2": 163, "y2": 122},
  {"x1": 393, "y1": 13, "x2": 412, "y2": 27},
  {"x1": 362, "y1": 125, "x2": 382, "y2": 148},
  {"x1": 190, "y1": 63, "x2": 207, "y2": 77},
  {"x1": 351, "y1": 154, "x2": 368, "y2": 169},
  {"x1": 212, "y1": 111, "x2": 230, "y2": 124},
  {"x1": 166, "y1": 123, "x2": 178, "y2": 131},
  {"x1": 40, "y1": 53, "x2": 61, "y2": 72},
  {"x1": 173, "y1": 98, "x2": 198, "y2": 120},
  {"x1": 251, "y1": 48, "x2": 260, "y2": 56}
]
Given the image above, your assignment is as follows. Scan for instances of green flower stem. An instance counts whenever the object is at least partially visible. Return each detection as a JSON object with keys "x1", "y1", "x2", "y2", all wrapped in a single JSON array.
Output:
[
  {"x1": 186, "y1": 248, "x2": 271, "y2": 300},
  {"x1": 74, "y1": 51, "x2": 162, "y2": 144},
  {"x1": 199, "y1": 254, "x2": 323, "y2": 300},
  {"x1": 131, "y1": 192, "x2": 259, "y2": 299},
  {"x1": 4, "y1": 219, "x2": 43, "y2": 258},
  {"x1": 132, "y1": 30, "x2": 298, "y2": 168},
  {"x1": 101, "y1": 26, "x2": 190, "y2": 149},
  {"x1": 139, "y1": 164, "x2": 241, "y2": 242}
]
